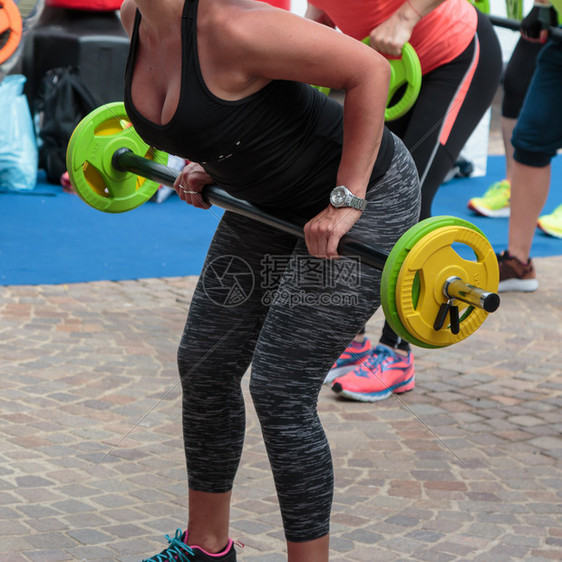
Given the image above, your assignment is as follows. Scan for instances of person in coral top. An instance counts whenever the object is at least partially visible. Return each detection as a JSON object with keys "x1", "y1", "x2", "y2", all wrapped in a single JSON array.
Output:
[{"x1": 308, "y1": 0, "x2": 503, "y2": 402}]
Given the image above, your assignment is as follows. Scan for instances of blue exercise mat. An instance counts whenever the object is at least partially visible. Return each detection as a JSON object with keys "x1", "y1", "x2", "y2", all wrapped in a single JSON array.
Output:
[
  {"x1": 0, "y1": 177, "x2": 223, "y2": 285},
  {"x1": 1, "y1": 156, "x2": 561, "y2": 286}
]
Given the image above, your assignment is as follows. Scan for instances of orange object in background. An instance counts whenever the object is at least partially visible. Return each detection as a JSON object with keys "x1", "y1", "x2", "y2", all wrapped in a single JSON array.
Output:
[
  {"x1": 0, "y1": 0, "x2": 23, "y2": 64},
  {"x1": 46, "y1": 0, "x2": 289, "y2": 10},
  {"x1": 45, "y1": 0, "x2": 123, "y2": 9}
]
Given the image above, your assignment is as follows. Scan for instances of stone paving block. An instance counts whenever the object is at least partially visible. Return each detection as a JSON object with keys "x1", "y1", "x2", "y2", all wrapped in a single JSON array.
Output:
[
  {"x1": 106, "y1": 537, "x2": 159, "y2": 557},
  {"x1": 410, "y1": 548, "x2": 457, "y2": 562},
  {"x1": 472, "y1": 542, "x2": 534, "y2": 561},
  {"x1": 25, "y1": 518, "x2": 68, "y2": 534},
  {"x1": 545, "y1": 537, "x2": 562, "y2": 548},
  {"x1": 530, "y1": 436, "x2": 562, "y2": 451},
  {"x1": 66, "y1": 528, "x2": 114, "y2": 545},
  {"x1": 4, "y1": 555, "x2": 29, "y2": 562},
  {"x1": 503, "y1": 533, "x2": 542, "y2": 548},
  {"x1": 243, "y1": 553, "x2": 286, "y2": 562},
  {"x1": 528, "y1": 553, "x2": 562, "y2": 561},
  {"x1": 143, "y1": 517, "x2": 185, "y2": 533},
  {"x1": 23, "y1": 551, "x2": 74, "y2": 562},
  {"x1": 101, "y1": 523, "x2": 147, "y2": 539},
  {"x1": 422, "y1": 517, "x2": 469, "y2": 534},
  {"x1": 405, "y1": 529, "x2": 444, "y2": 543},
  {"x1": 24, "y1": 531, "x2": 79, "y2": 550},
  {"x1": 67, "y1": 546, "x2": 118, "y2": 560},
  {"x1": 0, "y1": 519, "x2": 31, "y2": 536}
]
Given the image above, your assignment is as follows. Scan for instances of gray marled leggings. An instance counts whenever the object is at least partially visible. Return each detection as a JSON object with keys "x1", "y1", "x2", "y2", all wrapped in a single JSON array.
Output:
[{"x1": 177, "y1": 135, "x2": 420, "y2": 542}]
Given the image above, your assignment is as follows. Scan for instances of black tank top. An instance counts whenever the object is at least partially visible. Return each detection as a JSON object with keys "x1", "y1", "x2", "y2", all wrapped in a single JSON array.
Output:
[{"x1": 124, "y1": 0, "x2": 394, "y2": 218}]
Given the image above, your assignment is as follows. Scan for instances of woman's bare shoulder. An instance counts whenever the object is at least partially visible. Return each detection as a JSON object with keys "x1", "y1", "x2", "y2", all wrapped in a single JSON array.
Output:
[
  {"x1": 203, "y1": 0, "x2": 296, "y2": 53},
  {"x1": 120, "y1": 0, "x2": 137, "y2": 37}
]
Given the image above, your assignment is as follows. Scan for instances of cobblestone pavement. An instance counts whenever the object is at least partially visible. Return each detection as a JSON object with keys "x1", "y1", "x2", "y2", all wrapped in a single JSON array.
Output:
[{"x1": 1, "y1": 252, "x2": 562, "y2": 561}]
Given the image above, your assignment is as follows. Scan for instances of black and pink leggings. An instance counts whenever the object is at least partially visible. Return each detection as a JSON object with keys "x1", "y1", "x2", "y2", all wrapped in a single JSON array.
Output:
[{"x1": 388, "y1": 9, "x2": 502, "y2": 221}]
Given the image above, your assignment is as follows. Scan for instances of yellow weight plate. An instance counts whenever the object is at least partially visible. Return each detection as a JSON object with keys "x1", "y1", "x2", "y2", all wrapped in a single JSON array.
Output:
[{"x1": 395, "y1": 225, "x2": 498, "y2": 347}]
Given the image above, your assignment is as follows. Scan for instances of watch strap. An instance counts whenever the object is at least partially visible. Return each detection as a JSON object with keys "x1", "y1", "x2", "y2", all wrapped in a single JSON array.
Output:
[{"x1": 347, "y1": 194, "x2": 367, "y2": 211}]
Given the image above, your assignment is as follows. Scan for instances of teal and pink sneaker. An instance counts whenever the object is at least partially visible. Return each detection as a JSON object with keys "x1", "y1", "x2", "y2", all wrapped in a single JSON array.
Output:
[
  {"x1": 143, "y1": 529, "x2": 239, "y2": 561},
  {"x1": 324, "y1": 337, "x2": 373, "y2": 385},
  {"x1": 331, "y1": 344, "x2": 415, "y2": 402}
]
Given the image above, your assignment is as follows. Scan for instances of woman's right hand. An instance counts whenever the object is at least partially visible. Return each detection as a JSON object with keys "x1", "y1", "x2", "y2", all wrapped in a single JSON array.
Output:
[
  {"x1": 304, "y1": 204, "x2": 363, "y2": 260},
  {"x1": 369, "y1": 17, "x2": 415, "y2": 57},
  {"x1": 520, "y1": 4, "x2": 558, "y2": 44},
  {"x1": 173, "y1": 162, "x2": 213, "y2": 209}
]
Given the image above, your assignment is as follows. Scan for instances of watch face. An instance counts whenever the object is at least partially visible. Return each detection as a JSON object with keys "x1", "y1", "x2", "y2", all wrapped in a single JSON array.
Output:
[{"x1": 331, "y1": 186, "x2": 347, "y2": 206}]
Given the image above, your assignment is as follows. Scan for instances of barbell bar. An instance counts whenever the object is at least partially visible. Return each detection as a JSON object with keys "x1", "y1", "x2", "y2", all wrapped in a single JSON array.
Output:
[
  {"x1": 488, "y1": 14, "x2": 562, "y2": 41},
  {"x1": 66, "y1": 102, "x2": 500, "y2": 348}
]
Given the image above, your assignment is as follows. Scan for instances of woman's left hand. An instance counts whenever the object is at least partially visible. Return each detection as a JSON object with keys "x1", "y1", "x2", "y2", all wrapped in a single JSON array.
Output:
[
  {"x1": 173, "y1": 162, "x2": 213, "y2": 209},
  {"x1": 304, "y1": 206, "x2": 363, "y2": 259}
]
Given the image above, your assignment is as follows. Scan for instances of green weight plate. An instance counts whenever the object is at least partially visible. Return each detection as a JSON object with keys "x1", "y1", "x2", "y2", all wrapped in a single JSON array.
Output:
[
  {"x1": 311, "y1": 84, "x2": 331, "y2": 96},
  {"x1": 381, "y1": 216, "x2": 487, "y2": 349},
  {"x1": 384, "y1": 42, "x2": 422, "y2": 121},
  {"x1": 311, "y1": 40, "x2": 421, "y2": 121},
  {"x1": 470, "y1": 0, "x2": 491, "y2": 14},
  {"x1": 66, "y1": 102, "x2": 168, "y2": 213}
]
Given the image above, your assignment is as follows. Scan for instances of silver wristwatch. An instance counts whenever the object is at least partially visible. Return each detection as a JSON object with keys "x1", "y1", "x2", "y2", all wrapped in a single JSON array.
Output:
[{"x1": 329, "y1": 185, "x2": 367, "y2": 211}]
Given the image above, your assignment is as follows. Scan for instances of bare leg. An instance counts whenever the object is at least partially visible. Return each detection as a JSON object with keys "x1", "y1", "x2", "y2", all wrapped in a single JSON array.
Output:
[
  {"x1": 501, "y1": 117, "x2": 517, "y2": 182},
  {"x1": 507, "y1": 160, "x2": 551, "y2": 263},
  {"x1": 287, "y1": 535, "x2": 330, "y2": 562},
  {"x1": 187, "y1": 490, "x2": 232, "y2": 553}
]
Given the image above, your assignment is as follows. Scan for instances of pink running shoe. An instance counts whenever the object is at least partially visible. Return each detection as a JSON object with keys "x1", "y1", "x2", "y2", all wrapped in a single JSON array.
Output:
[
  {"x1": 324, "y1": 338, "x2": 373, "y2": 385},
  {"x1": 331, "y1": 344, "x2": 415, "y2": 402}
]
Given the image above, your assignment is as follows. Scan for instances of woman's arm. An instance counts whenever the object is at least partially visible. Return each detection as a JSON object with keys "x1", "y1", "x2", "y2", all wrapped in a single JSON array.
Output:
[
  {"x1": 207, "y1": 5, "x2": 390, "y2": 185},
  {"x1": 214, "y1": 6, "x2": 390, "y2": 257},
  {"x1": 369, "y1": 0, "x2": 447, "y2": 56}
]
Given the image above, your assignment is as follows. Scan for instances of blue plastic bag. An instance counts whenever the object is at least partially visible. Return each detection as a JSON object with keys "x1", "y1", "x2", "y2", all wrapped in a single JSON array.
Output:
[{"x1": 0, "y1": 75, "x2": 38, "y2": 191}]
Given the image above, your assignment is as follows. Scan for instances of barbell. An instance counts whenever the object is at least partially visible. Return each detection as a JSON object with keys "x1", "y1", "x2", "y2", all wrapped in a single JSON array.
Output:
[
  {"x1": 66, "y1": 102, "x2": 500, "y2": 349},
  {"x1": 0, "y1": 0, "x2": 22, "y2": 65},
  {"x1": 314, "y1": 40, "x2": 422, "y2": 122},
  {"x1": 488, "y1": 14, "x2": 562, "y2": 41}
]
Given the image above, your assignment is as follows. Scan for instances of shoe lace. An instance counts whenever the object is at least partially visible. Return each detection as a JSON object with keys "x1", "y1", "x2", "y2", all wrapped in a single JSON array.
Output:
[
  {"x1": 143, "y1": 529, "x2": 195, "y2": 562},
  {"x1": 358, "y1": 345, "x2": 393, "y2": 376}
]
